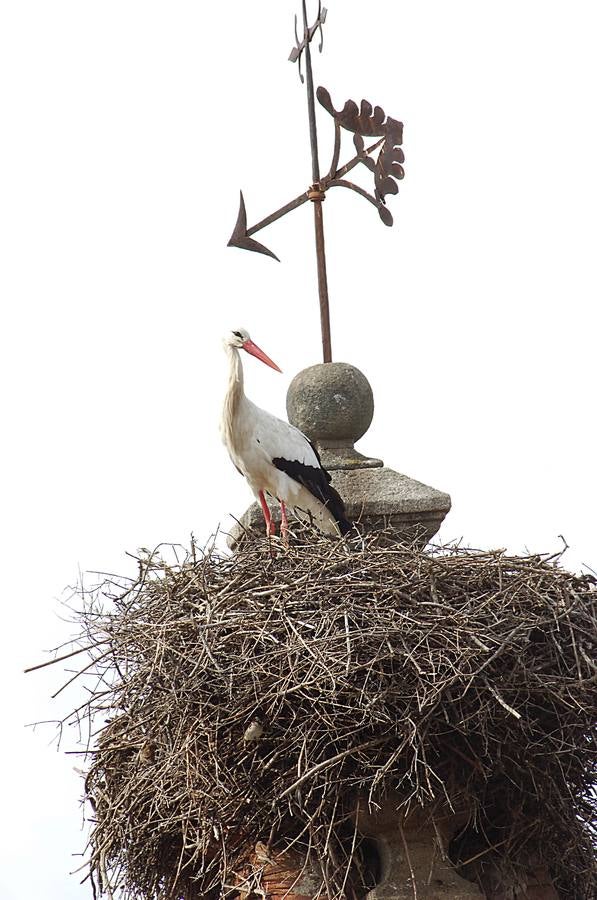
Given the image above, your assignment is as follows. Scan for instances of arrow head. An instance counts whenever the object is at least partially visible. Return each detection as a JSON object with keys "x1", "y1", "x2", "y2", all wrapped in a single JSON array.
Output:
[{"x1": 227, "y1": 192, "x2": 280, "y2": 262}]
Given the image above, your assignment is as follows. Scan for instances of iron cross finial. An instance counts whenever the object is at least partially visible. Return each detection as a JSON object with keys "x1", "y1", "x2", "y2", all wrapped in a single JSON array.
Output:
[
  {"x1": 288, "y1": 1, "x2": 327, "y2": 82},
  {"x1": 227, "y1": 2, "x2": 405, "y2": 363}
]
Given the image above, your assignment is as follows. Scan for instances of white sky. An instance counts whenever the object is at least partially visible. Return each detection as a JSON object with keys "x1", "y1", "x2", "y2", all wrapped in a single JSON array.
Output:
[{"x1": 1, "y1": 2, "x2": 596, "y2": 897}]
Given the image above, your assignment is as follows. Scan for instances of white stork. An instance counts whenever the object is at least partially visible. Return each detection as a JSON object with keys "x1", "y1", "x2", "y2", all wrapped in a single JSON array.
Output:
[{"x1": 220, "y1": 328, "x2": 352, "y2": 541}]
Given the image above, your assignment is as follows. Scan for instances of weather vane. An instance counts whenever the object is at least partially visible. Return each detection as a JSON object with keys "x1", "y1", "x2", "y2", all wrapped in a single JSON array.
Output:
[{"x1": 228, "y1": 0, "x2": 405, "y2": 363}]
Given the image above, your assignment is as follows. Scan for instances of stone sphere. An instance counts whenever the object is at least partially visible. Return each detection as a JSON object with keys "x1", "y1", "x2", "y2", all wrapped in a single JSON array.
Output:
[{"x1": 286, "y1": 362, "x2": 374, "y2": 444}]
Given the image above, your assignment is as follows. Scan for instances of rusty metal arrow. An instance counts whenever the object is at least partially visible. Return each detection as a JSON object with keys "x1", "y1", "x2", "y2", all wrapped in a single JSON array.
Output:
[
  {"x1": 227, "y1": 2, "x2": 405, "y2": 364},
  {"x1": 227, "y1": 191, "x2": 310, "y2": 262}
]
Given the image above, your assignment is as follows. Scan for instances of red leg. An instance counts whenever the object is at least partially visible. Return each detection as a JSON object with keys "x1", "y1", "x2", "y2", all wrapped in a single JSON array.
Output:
[
  {"x1": 258, "y1": 490, "x2": 275, "y2": 536},
  {"x1": 280, "y1": 501, "x2": 289, "y2": 545}
]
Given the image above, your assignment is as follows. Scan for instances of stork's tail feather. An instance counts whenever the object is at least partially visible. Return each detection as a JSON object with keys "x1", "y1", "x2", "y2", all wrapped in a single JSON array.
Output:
[{"x1": 324, "y1": 483, "x2": 353, "y2": 535}]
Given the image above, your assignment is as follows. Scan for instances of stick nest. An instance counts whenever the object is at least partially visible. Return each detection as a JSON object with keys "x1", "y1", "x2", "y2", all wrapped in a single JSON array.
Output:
[{"x1": 61, "y1": 530, "x2": 596, "y2": 899}]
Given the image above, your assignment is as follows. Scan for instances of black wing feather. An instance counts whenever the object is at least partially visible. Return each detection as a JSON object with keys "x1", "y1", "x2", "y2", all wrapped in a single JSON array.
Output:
[{"x1": 306, "y1": 439, "x2": 332, "y2": 482}]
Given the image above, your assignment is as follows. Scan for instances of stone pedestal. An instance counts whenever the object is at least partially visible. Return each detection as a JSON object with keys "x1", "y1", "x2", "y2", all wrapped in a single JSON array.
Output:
[
  {"x1": 228, "y1": 361, "x2": 451, "y2": 548},
  {"x1": 359, "y1": 801, "x2": 482, "y2": 899}
]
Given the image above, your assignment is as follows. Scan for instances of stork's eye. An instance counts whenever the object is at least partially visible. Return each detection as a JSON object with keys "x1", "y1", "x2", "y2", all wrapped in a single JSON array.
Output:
[{"x1": 233, "y1": 331, "x2": 243, "y2": 339}]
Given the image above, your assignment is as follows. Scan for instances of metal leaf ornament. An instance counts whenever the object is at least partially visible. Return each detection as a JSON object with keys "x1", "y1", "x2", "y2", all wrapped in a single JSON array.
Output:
[{"x1": 317, "y1": 87, "x2": 405, "y2": 225}]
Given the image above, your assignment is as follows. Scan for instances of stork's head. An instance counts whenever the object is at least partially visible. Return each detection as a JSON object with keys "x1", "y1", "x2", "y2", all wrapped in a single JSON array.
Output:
[{"x1": 225, "y1": 328, "x2": 282, "y2": 373}]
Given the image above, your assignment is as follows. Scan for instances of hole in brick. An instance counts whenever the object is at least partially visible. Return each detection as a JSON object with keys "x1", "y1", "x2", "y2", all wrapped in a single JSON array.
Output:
[{"x1": 360, "y1": 835, "x2": 384, "y2": 891}]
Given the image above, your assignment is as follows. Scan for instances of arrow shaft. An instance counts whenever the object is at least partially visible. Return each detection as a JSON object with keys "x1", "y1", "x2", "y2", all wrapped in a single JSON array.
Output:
[
  {"x1": 246, "y1": 191, "x2": 309, "y2": 237},
  {"x1": 330, "y1": 137, "x2": 385, "y2": 182}
]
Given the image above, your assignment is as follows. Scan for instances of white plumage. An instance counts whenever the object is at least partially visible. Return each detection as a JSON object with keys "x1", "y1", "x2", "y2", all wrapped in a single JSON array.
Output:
[{"x1": 220, "y1": 328, "x2": 351, "y2": 540}]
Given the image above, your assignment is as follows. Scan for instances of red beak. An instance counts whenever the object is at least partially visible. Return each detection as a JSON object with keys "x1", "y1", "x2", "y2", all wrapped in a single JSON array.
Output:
[{"x1": 242, "y1": 339, "x2": 282, "y2": 373}]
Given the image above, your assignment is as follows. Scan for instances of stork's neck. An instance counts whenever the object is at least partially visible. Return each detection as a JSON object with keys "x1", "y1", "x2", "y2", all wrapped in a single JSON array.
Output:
[{"x1": 223, "y1": 344, "x2": 245, "y2": 422}]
